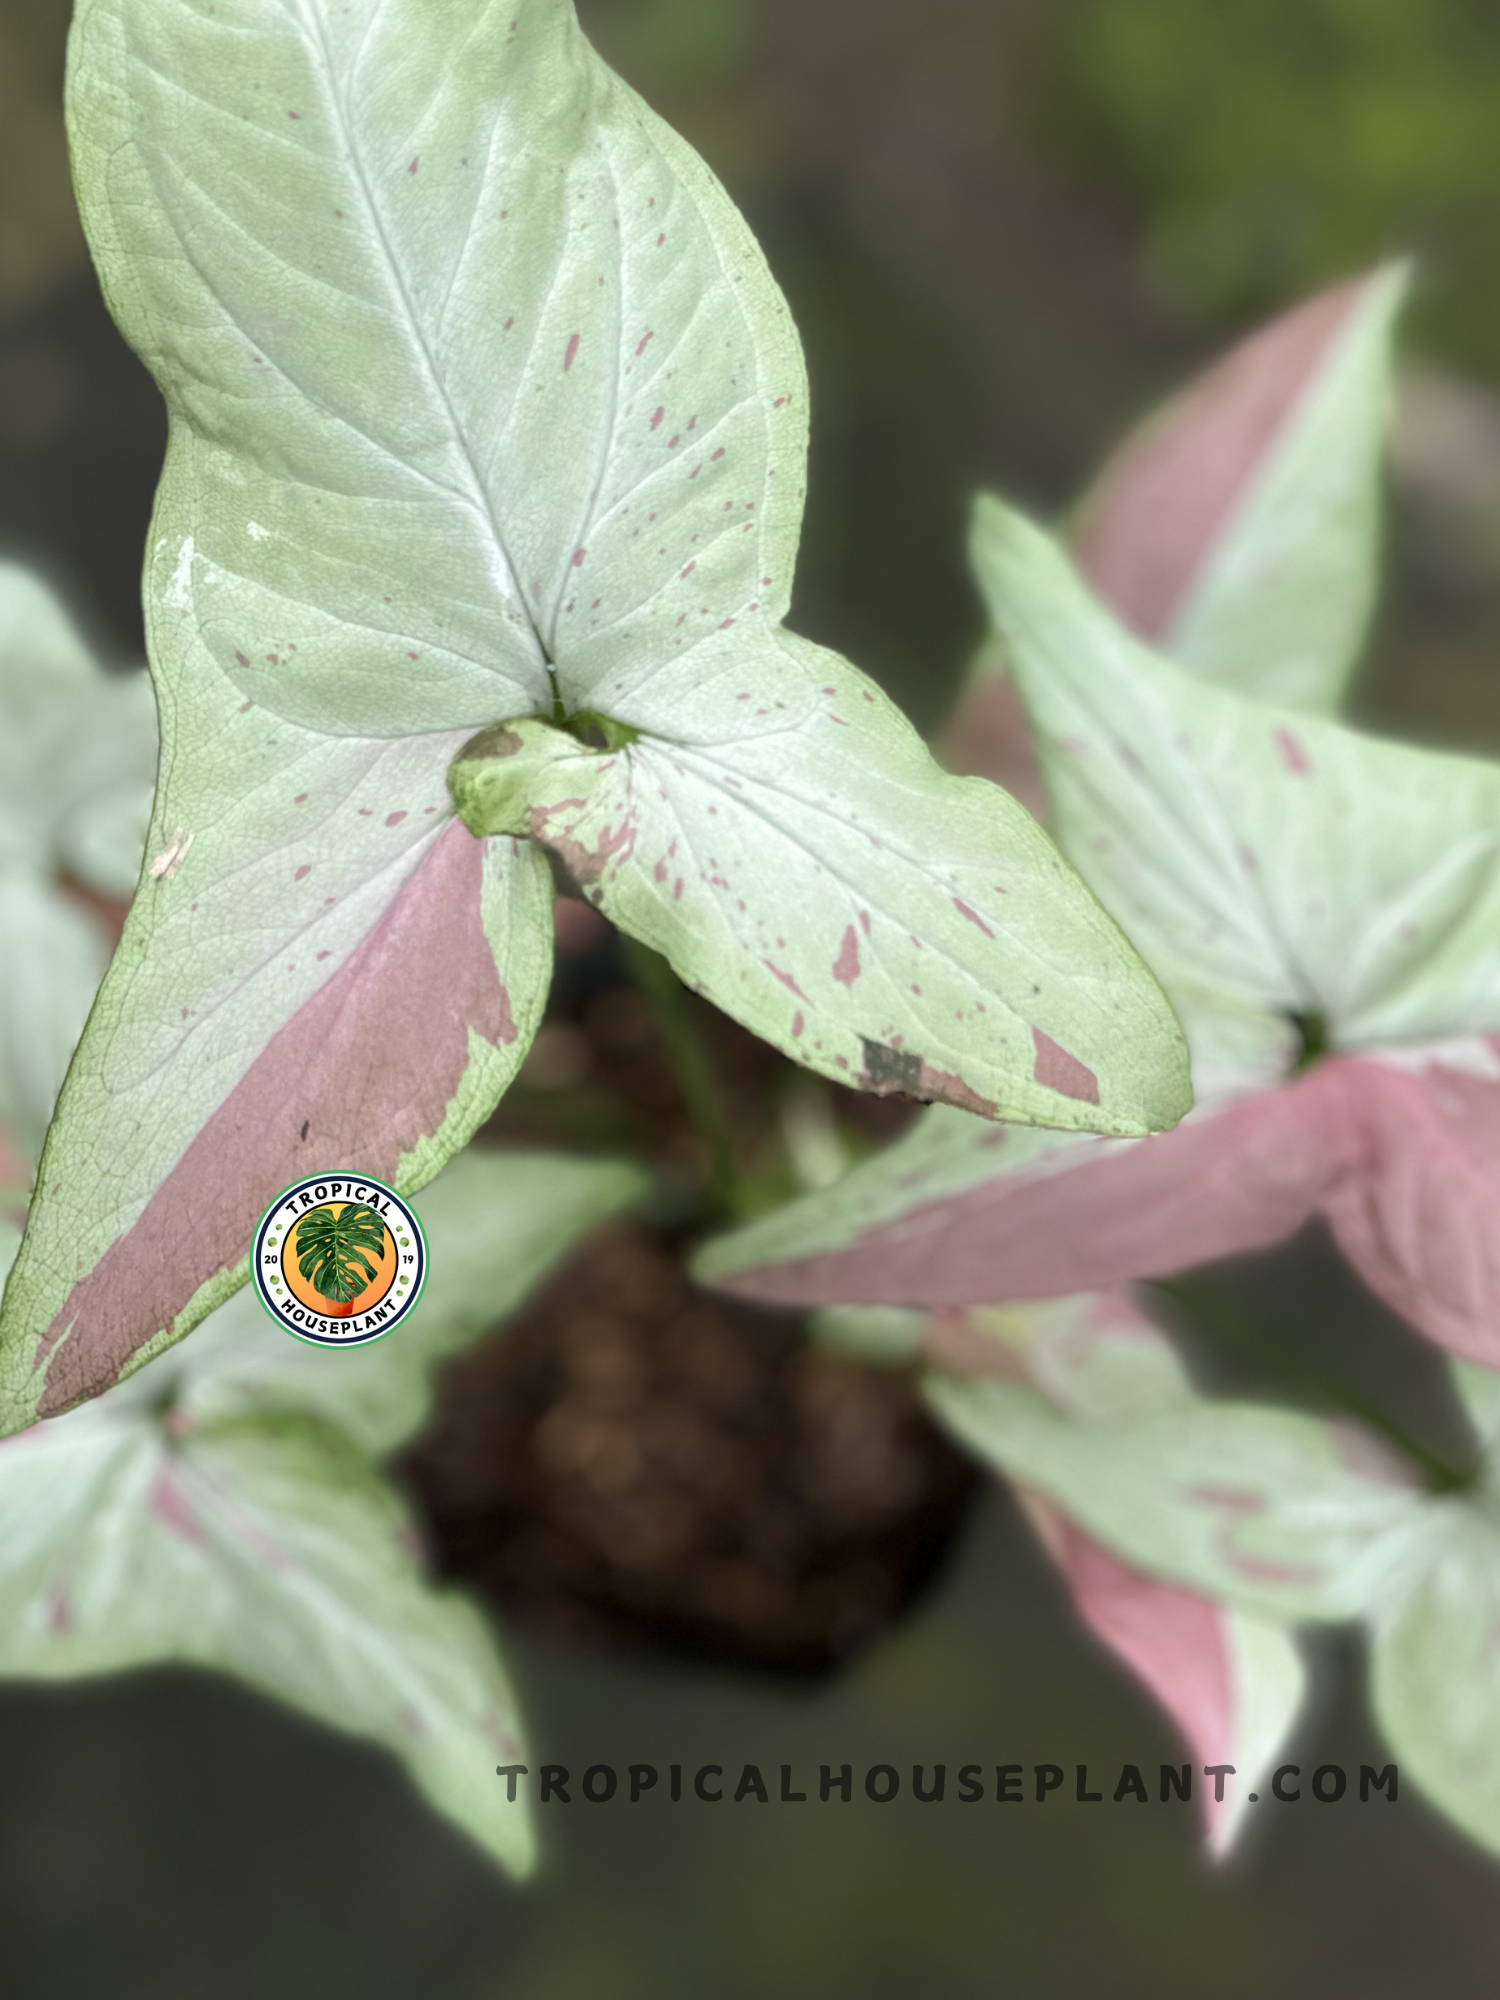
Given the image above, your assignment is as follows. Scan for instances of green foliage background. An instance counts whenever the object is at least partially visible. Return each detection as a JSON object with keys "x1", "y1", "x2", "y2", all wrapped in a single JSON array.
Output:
[{"x1": 1044, "y1": 0, "x2": 1500, "y2": 370}]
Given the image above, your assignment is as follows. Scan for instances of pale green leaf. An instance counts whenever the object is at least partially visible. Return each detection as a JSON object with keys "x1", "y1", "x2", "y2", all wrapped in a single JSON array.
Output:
[
  {"x1": 0, "y1": 1142, "x2": 643, "y2": 1872},
  {"x1": 0, "y1": 562, "x2": 155, "y2": 891},
  {"x1": 450, "y1": 655, "x2": 1194, "y2": 1137},
  {"x1": 0, "y1": 876, "x2": 112, "y2": 1170},
  {"x1": 0, "y1": 1403, "x2": 531, "y2": 1875},
  {"x1": 926, "y1": 1362, "x2": 1430, "y2": 1623},
  {"x1": 1370, "y1": 1509, "x2": 1500, "y2": 1860},
  {"x1": 10, "y1": 0, "x2": 1190, "y2": 1431},
  {"x1": 970, "y1": 497, "x2": 1500, "y2": 1052}
]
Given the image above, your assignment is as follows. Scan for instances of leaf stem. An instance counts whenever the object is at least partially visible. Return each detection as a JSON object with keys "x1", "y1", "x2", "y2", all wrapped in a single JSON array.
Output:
[
  {"x1": 618, "y1": 934, "x2": 742, "y2": 1215},
  {"x1": 1149, "y1": 1275, "x2": 1476, "y2": 1494}
]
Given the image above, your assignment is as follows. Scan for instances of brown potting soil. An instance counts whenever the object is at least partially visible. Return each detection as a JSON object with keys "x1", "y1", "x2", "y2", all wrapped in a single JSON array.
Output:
[
  {"x1": 401, "y1": 911, "x2": 982, "y2": 1677},
  {"x1": 402, "y1": 1221, "x2": 980, "y2": 1677}
]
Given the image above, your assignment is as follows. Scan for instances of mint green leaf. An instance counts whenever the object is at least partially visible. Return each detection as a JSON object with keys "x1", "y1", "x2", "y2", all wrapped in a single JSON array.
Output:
[
  {"x1": 0, "y1": 1405, "x2": 532, "y2": 1876},
  {"x1": 0, "y1": 877, "x2": 112, "y2": 1171},
  {"x1": 925, "y1": 1302, "x2": 1431, "y2": 1622},
  {"x1": 179, "y1": 1145, "x2": 645, "y2": 1456},
  {"x1": 1072, "y1": 268, "x2": 1406, "y2": 714},
  {"x1": 0, "y1": 564, "x2": 157, "y2": 1166},
  {"x1": 450, "y1": 655, "x2": 1193, "y2": 1136},
  {"x1": 1369, "y1": 1509, "x2": 1500, "y2": 1860},
  {"x1": 1452, "y1": 1359, "x2": 1500, "y2": 1457},
  {"x1": 0, "y1": 562, "x2": 156, "y2": 892},
  {"x1": 970, "y1": 497, "x2": 1500, "y2": 1053}
]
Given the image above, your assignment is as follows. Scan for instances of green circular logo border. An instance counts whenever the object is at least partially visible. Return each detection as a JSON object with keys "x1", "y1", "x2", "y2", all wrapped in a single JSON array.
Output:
[{"x1": 251, "y1": 1172, "x2": 429, "y2": 1348}]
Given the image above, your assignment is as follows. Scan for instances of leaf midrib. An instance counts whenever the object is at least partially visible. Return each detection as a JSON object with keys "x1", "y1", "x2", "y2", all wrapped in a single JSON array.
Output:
[{"x1": 290, "y1": 0, "x2": 550, "y2": 675}]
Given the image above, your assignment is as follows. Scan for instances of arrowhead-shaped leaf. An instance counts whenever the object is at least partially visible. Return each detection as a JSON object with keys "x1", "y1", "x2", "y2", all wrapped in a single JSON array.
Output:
[
  {"x1": 5, "y1": 0, "x2": 1191, "y2": 1431},
  {"x1": 941, "y1": 271, "x2": 1405, "y2": 811},
  {"x1": 1071, "y1": 268, "x2": 1405, "y2": 713},
  {"x1": 699, "y1": 510, "x2": 1500, "y2": 1330},
  {"x1": 0, "y1": 1407, "x2": 534, "y2": 1875}
]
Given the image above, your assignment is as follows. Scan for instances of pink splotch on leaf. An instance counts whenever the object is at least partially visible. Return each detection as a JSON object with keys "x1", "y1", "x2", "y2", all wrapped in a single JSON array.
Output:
[
  {"x1": 1031, "y1": 1028, "x2": 1100, "y2": 1105},
  {"x1": 831, "y1": 924, "x2": 861, "y2": 988},
  {"x1": 34, "y1": 825, "x2": 515, "y2": 1417}
]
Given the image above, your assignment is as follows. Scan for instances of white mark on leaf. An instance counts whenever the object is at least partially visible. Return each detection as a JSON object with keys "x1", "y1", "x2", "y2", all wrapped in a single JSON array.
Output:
[{"x1": 150, "y1": 828, "x2": 195, "y2": 882}]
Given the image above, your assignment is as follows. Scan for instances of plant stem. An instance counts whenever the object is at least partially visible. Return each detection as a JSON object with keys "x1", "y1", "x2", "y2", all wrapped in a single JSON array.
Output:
[
  {"x1": 618, "y1": 933, "x2": 741, "y2": 1214},
  {"x1": 1149, "y1": 1275, "x2": 1475, "y2": 1494}
]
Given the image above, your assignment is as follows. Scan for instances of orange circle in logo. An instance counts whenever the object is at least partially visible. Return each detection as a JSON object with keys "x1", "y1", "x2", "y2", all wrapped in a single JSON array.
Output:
[{"x1": 283, "y1": 1201, "x2": 400, "y2": 1319}]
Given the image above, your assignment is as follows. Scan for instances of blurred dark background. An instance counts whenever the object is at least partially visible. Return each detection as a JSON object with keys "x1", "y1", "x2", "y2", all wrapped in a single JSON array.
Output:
[{"x1": 5, "y1": 0, "x2": 1500, "y2": 1989}]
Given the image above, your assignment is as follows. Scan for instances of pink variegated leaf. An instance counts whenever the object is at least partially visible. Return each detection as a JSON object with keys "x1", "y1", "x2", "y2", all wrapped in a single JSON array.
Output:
[
  {"x1": 941, "y1": 271, "x2": 1403, "y2": 814},
  {"x1": 698, "y1": 1059, "x2": 1351, "y2": 1308},
  {"x1": 448, "y1": 671, "x2": 1190, "y2": 1136},
  {"x1": 923, "y1": 1292, "x2": 1431, "y2": 1624},
  {"x1": 1071, "y1": 268, "x2": 1404, "y2": 713},
  {"x1": 1022, "y1": 1493, "x2": 1304, "y2": 1857}
]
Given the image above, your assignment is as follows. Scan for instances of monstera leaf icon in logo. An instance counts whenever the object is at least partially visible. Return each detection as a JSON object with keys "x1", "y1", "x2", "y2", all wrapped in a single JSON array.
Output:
[
  {"x1": 296, "y1": 1202, "x2": 388, "y2": 1317},
  {"x1": 252, "y1": 1175, "x2": 427, "y2": 1346}
]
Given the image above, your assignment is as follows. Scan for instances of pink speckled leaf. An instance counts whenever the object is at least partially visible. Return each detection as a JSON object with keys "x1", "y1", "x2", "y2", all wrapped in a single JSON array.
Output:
[
  {"x1": 971, "y1": 499, "x2": 1500, "y2": 1053},
  {"x1": 449, "y1": 644, "x2": 1193, "y2": 1136},
  {"x1": 7, "y1": 0, "x2": 824, "y2": 1429},
  {"x1": 0, "y1": 1407, "x2": 533, "y2": 1876},
  {"x1": 0, "y1": 1143, "x2": 651, "y2": 1876}
]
